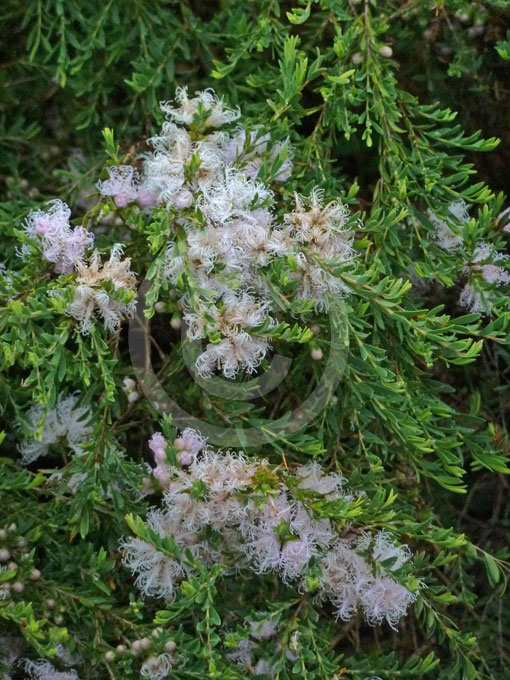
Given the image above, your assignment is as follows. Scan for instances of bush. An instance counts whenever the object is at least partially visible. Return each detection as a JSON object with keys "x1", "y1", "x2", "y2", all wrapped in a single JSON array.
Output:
[{"x1": 1, "y1": 2, "x2": 510, "y2": 679}]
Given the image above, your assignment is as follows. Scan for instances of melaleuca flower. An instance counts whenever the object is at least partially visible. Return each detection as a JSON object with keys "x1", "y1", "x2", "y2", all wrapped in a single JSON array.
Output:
[
  {"x1": 67, "y1": 245, "x2": 137, "y2": 333},
  {"x1": 22, "y1": 660, "x2": 79, "y2": 680},
  {"x1": 174, "y1": 428, "x2": 206, "y2": 465},
  {"x1": 372, "y1": 531, "x2": 412, "y2": 570},
  {"x1": 295, "y1": 461, "x2": 345, "y2": 498},
  {"x1": 160, "y1": 87, "x2": 241, "y2": 128},
  {"x1": 140, "y1": 653, "x2": 173, "y2": 680},
  {"x1": 459, "y1": 282, "x2": 487, "y2": 314},
  {"x1": 184, "y1": 290, "x2": 275, "y2": 379},
  {"x1": 248, "y1": 615, "x2": 278, "y2": 641},
  {"x1": 23, "y1": 200, "x2": 94, "y2": 274},
  {"x1": 122, "y1": 432, "x2": 417, "y2": 628},
  {"x1": 459, "y1": 242, "x2": 510, "y2": 313},
  {"x1": 96, "y1": 165, "x2": 140, "y2": 208},
  {"x1": 359, "y1": 576, "x2": 417, "y2": 630},
  {"x1": 18, "y1": 393, "x2": 92, "y2": 465},
  {"x1": 283, "y1": 189, "x2": 355, "y2": 307},
  {"x1": 428, "y1": 201, "x2": 468, "y2": 251},
  {"x1": 0, "y1": 636, "x2": 25, "y2": 679}
]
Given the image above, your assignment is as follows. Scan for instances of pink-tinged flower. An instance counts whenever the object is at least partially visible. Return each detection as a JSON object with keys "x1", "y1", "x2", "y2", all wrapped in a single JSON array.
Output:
[
  {"x1": 174, "y1": 428, "x2": 206, "y2": 458},
  {"x1": 97, "y1": 165, "x2": 139, "y2": 208},
  {"x1": 154, "y1": 465, "x2": 170, "y2": 487},
  {"x1": 149, "y1": 432, "x2": 168, "y2": 461},
  {"x1": 24, "y1": 200, "x2": 94, "y2": 273},
  {"x1": 136, "y1": 187, "x2": 158, "y2": 208}
]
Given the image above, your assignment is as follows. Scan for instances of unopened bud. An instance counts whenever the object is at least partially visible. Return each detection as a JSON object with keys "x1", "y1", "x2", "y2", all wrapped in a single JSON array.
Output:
[
  {"x1": 140, "y1": 637, "x2": 151, "y2": 650},
  {"x1": 165, "y1": 640, "x2": 177, "y2": 653},
  {"x1": 380, "y1": 45, "x2": 393, "y2": 57},
  {"x1": 105, "y1": 651, "x2": 115, "y2": 662}
]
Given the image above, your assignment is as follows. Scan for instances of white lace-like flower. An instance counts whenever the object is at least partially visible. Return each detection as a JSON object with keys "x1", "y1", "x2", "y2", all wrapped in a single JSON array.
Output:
[
  {"x1": 140, "y1": 653, "x2": 173, "y2": 680},
  {"x1": 372, "y1": 531, "x2": 412, "y2": 571},
  {"x1": 359, "y1": 576, "x2": 417, "y2": 630},
  {"x1": 97, "y1": 165, "x2": 140, "y2": 207},
  {"x1": 161, "y1": 87, "x2": 241, "y2": 128},
  {"x1": 24, "y1": 200, "x2": 94, "y2": 274},
  {"x1": 67, "y1": 245, "x2": 137, "y2": 333},
  {"x1": 185, "y1": 290, "x2": 274, "y2": 379},
  {"x1": 295, "y1": 461, "x2": 345, "y2": 497},
  {"x1": 459, "y1": 283, "x2": 488, "y2": 313},
  {"x1": 18, "y1": 393, "x2": 92, "y2": 465},
  {"x1": 22, "y1": 660, "x2": 79, "y2": 680},
  {"x1": 428, "y1": 201, "x2": 468, "y2": 251}
]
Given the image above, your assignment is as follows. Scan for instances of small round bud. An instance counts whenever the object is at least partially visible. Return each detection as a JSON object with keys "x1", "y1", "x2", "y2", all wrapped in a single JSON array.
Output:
[
  {"x1": 54, "y1": 615, "x2": 64, "y2": 625},
  {"x1": 104, "y1": 651, "x2": 115, "y2": 662},
  {"x1": 311, "y1": 348, "x2": 324, "y2": 361},
  {"x1": 116, "y1": 644, "x2": 127, "y2": 654},
  {"x1": 152, "y1": 627, "x2": 164, "y2": 638},
  {"x1": 140, "y1": 637, "x2": 151, "y2": 650},
  {"x1": 0, "y1": 529, "x2": 7, "y2": 541},
  {"x1": 7, "y1": 562, "x2": 17, "y2": 571},
  {"x1": 127, "y1": 390, "x2": 140, "y2": 404},
  {"x1": 30, "y1": 569, "x2": 41, "y2": 581},
  {"x1": 2, "y1": 582, "x2": 11, "y2": 594},
  {"x1": 351, "y1": 52, "x2": 363, "y2": 65},
  {"x1": 113, "y1": 194, "x2": 129, "y2": 209},
  {"x1": 0, "y1": 549, "x2": 11, "y2": 562},
  {"x1": 165, "y1": 640, "x2": 177, "y2": 653},
  {"x1": 380, "y1": 45, "x2": 393, "y2": 58},
  {"x1": 132, "y1": 639, "x2": 143, "y2": 652},
  {"x1": 46, "y1": 598, "x2": 56, "y2": 609},
  {"x1": 16, "y1": 538, "x2": 28, "y2": 549},
  {"x1": 154, "y1": 302, "x2": 166, "y2": 314},
  {"x1": 20, "y1": 178, "x2": 29, "y2": 189},
  {"x1": 8, "y1": 524, "x2": 16, "y2": 533},
  {"x1": 170, "y1": 316, "x2": 182, "y2": 330},
  {"x1": 12, "y1": 582, "x2": 24, "y2": 593},
  {"x1": 123, "y1": 377, "x2": 136, "y2": 391}
]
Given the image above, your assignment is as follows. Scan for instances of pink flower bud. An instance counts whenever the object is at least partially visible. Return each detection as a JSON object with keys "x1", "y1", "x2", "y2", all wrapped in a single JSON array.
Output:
[
  {"x1": 137, "y1": 189, "x2": 157, "y2": 208},
  {"x1": 154, "y1": 465, "x2": 170, "y2": 487},
  {"x1": 154, "y1": 448, "x2": 167, "y2": 464},
  {"x1": 114, "y1": 194, "x2": 130, "y2": 208},
  {"x1": 35, "y1": 217, "x2": 51, "y2": 235},
  {"x1": 179, "y1": 450, "x2": 193, "y2": 467}
]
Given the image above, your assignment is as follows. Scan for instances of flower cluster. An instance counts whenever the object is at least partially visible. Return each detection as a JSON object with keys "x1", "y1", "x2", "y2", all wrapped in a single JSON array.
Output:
[
  {"x1": 95, "y1": 87, "x2": 356, "y2": 377},
  {"x1": 18, "y1": 393, "x2": 91, "y2": 465},
  {"x1": 122, "y1": 432, "x2": 417, "y2": 629},
  {"x1": 23, "y1": 660, "x2": 79, "y2": 680},
  {"x1": 67, "y1": 245, "x2": 137, "y2": 333},
  {"x1": 23, "y1": 200, "x2": 94, "y2": 274},
  {"x1": 422, "y1": 201, "x2": 510, "y2": 313}
]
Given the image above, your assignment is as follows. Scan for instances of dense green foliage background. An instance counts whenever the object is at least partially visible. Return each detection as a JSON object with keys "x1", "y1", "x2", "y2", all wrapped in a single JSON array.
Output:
[{"x1": 1, "y1": 1, "x2": 510, "y2": 679}]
